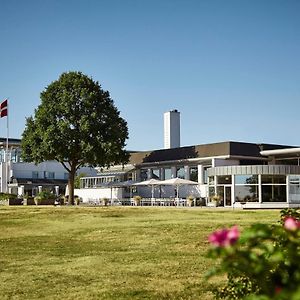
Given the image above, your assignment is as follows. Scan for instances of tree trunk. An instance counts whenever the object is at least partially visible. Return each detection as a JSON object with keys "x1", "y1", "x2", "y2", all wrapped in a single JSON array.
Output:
[{"x1": 68, "y1": 165, "x2": 76, "y2": 205}]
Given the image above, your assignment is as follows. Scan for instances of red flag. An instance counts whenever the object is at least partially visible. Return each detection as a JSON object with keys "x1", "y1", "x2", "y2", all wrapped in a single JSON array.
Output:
[{"x1": 0, "y1": 99, "x2": 7, "y2": 118}]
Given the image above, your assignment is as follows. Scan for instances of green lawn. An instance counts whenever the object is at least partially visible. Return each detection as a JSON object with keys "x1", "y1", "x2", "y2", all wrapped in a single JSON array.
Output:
[{"x1": 0, "y1": 207, "x2": 279, "y2": 299}]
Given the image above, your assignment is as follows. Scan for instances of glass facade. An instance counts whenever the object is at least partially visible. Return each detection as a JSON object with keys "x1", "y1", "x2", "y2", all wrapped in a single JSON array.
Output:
[
  {"x1": 216, "y1": 186, "x2": 225, "y2": 206},
  {"x1": 176, "y1": 167, "x2": 185, "y2": 179},
  {"x1": 235, "y1": 175, "x2": 258, "y2": 185},
  {"x1": 152, "y1": 169, "x2": 160, "y2": 179},
  {"x1": 140, "y1": 169, "x2": 148, "y2": 181},
  {"x1": 261, "y1": 175, "x2": 286, "y2": 202},
  {"x1": 32, "y1": 171, "x2": 39, "y2": 179},
  {"x1": 289, "y1": 176, "x2": 300, "y2": 204},
  {"x1": 189, "y1": 166, "x2": 198, "y2": 182},
  {"x1": 261, "y1": 175, "x2": 286, "y2": 184},
  {"x1": 208, "y1": 186, "x2": 215, "y2": 201},
  {"x1": 217, "y1": 176, "x2": 232, "y2": 184},
  {"x1": 262, "y1": 185, "x2": 286, "y2": 202},
  {"x1": 209, "y1": 173, "x2": 290, "y2": 205},
  {"x1": 164, "y1": 168, "x2": 172, "y2": 180},
  {"x1": 235, "y1": 175, "x2": 259, "y2": 203},
  {"x1": 235, "y1": 185, "x2": 259, "y2": 202},
  {"x1": 203, "y1": 166, "x2": 210, "y2": 184}
]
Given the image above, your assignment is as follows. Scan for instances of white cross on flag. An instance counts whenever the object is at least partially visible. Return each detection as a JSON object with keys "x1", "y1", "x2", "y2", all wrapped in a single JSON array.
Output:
[{"x1": 0, "y1": 99, "x2": 8, "y2": 118}]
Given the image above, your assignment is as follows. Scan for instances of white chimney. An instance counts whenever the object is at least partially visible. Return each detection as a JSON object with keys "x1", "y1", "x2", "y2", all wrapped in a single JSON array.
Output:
[{"x1": 164, "y1": 110, "x2": 180, "y2": 149}]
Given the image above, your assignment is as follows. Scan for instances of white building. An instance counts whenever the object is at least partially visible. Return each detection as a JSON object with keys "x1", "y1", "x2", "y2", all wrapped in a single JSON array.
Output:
[
  {"x1": 77, "y1": 141, "x2": 300, "y2": 208},
  {"x1": 0, "y1": 138, "x2": 97, "y2": 196},
  {"x1": 164, "y1": 110, "x2": 180, "y2": 149}
]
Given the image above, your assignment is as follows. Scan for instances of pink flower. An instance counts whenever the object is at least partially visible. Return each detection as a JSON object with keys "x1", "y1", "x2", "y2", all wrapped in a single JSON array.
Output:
[
  {"x1": 275, "y1": 286, "x2": 282, "y2": 294},
  {"x1": 209, "y1": 225, "x2": 240, "y2": 247},
  {"x1": 284, "y1": 217, "x2": 300, "y2": 231}
]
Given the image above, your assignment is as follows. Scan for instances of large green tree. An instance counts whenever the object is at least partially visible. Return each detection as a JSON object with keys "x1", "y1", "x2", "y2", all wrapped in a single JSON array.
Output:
[{"x1": 21, "y1": 71, "x2": 129, "y2": 204}]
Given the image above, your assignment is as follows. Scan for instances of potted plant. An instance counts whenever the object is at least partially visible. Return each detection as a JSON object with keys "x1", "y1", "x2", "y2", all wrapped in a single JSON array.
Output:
[
  {"x1": 102, "y1": 197, "x2": 109, "y2": 206},
  {"x1": 74, "y1": 195, "x2": 80, "y2": 205},
  {"x1": 133, "y1": 195, "x2": 142, "y2": 206},
  {"x1": 187, "y1": 195, "x2": 195, "y2": 207},
  {"x1": 34, "y1": 195, "x2": 42, "y2": 205},
  {"x1": 211, "y1": 194, "x2": 221, "y2": 207}
]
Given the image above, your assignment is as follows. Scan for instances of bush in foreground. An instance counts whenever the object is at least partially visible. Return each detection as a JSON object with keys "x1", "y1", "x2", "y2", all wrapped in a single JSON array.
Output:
[{"x1": 206, "y1": 209, "x2": 300, "y2": 300}]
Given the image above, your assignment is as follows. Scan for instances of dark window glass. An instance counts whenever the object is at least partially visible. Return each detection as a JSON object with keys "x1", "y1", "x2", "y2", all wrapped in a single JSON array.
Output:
[
  {"x1": 217, "y1": 175, "x2": 232, "y2": 184},
  {"x1": 209, "y1": 186, "x2": 215, "y2": 198},
  {"x1": 203, "y1": 166, "x2": 211, "y2": 184},
  {"x1": 208, "y1": 176, "x2": 215, "y2": 185},
  {"x1": 216, "y1": 186, "x2": 224, "y2": 206},
  {"x1": 189, "y1": 167, "x2": 198, "y2": 182},
  {"x1": 261, "y1": 175, "x2": 286, "y2": 184},
  {"x1": 235, "y1": 185, "x2": 259, "y2": 202},
  {"x1": 262, "y1": 185, "x2": 286, "y2": 202},
  {"x1": 140, "y1": 169, "x2": 148, "y2": 181}
]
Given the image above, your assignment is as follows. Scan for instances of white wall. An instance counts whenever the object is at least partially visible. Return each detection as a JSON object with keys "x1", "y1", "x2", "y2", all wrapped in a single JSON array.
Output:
[{"x1": 74, "y1": 187, "x2": 123, "y2": 202}]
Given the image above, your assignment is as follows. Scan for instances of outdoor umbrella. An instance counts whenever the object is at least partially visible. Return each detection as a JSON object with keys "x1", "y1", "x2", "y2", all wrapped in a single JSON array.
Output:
[
  {"x1": 133, "y1": 179, "x2": 162, "y2": 198},
  {"x1": 160, "y1": 177, "x2": 198, "y2": 199}
]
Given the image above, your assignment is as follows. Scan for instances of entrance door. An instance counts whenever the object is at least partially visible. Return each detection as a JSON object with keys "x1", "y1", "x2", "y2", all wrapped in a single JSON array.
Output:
[{"x1": 224, "y1": 186, "x2": 232, "y2": 207}]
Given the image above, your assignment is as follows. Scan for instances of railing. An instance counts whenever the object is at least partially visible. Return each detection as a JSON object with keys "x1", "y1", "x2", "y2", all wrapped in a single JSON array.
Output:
[{"x1": 85, "y1": 198, "x2": 191, "y2": 207}]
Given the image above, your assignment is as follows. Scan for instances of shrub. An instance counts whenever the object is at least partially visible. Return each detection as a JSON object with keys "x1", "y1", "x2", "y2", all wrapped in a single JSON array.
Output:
[
  {"x1": 34, "y1": 191, "x2": 56, "y2": 205},
  {"x1": 0, "y1": 193, "x2": 18, "y2": 201},
  {"x1": 206, "y1": 208, "x2": 300, "y2": 299}
]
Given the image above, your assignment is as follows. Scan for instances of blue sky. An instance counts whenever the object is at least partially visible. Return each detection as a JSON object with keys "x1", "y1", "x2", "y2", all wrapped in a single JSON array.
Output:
[{"x1": 1, "y1": 0, "x2": 300, "y2": 150}]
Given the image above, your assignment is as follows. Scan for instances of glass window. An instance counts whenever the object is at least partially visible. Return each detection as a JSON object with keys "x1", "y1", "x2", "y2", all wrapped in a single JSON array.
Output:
[
  {"x1": 289, "y1": 176, "x2": 300, "y2": 204},
  {"x1": 0, "y1": 149, "x2": 4, "y2": 162},
  {"x1": 64, "y1": 173, "x2": 69, "y2": 180},
  {"x1": 125, "y1": 172, "x2": 133, "y2": 181},
  {"x1": 32, "y1": 171, "x2": 39, "y2": 179},
  {"x1": 261, "y1": 175, "x2": 286, "y2": 184},
  {"x1": 164, "y1": 168, "x2": 172, "y2": 180},
  {"x1": 235, "y1": 185, "x2": 259, "y2": 202},
  {"x1": 152, "y1": 169, "x2": 160, "y2": 179},
  {"x1": 216, "y1": 186, "x2": 224, "y2": 206},
  {"x1": 140, "y1": 169, "x2": 148, "y2": 181},
  {"x1": 208, "y1": 176, "x2": 215, "y2": 185},
  {"x1": 235, "y1": 175, "x2": 258, "y2": 185},
  {"x1": 217, "y1": 176, "x2": 232, "y2": 184},
  {"x1": 43, "y1": 171, "x2": 54, "y2": 179},
  {"x1": 262, "y1": 185, "x2": 286, "y2": 202},
  {"x1": 203, "y1": 166, "x2": 210, "y2": 184},
  {"x1": 176, "y1": 167, "x2": 185, "y2": 179},
  {"x1": 189, "y1": 167, "x2": 198, "y2": 182},
  {"x1": 208, "y1": 186, "x2": 215, "y2": 201},
  {"x1": 47, "y1": 172, "x2": 55, "y2": 179}
]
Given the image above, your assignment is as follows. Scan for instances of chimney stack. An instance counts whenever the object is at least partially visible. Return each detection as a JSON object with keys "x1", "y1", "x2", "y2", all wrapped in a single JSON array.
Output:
[{"x1": 164, "y1": 110, "x2": 180, "y2": 149}]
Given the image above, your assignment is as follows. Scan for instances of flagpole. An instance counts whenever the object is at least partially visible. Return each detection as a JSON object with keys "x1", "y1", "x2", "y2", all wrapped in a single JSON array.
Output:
[{"x1": 5, "y1": 98, "x2": 9, "y2": 193}]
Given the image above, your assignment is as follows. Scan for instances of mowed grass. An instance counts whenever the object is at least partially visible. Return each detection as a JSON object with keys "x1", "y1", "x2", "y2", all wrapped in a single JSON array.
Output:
[{"x1": 0, "y1": 207, "x2": 279, "y2": 300}]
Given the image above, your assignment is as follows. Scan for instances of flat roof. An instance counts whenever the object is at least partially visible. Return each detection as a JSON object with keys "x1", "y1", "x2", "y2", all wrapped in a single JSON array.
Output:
[{"x1": 129, "y1": 141, "x2": 295, "y2": 165}]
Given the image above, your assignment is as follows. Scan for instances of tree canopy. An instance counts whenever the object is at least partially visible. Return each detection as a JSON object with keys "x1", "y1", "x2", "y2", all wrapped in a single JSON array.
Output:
[{"x1": 21, "y1": 71, "x2": 129, "y2": 204}]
